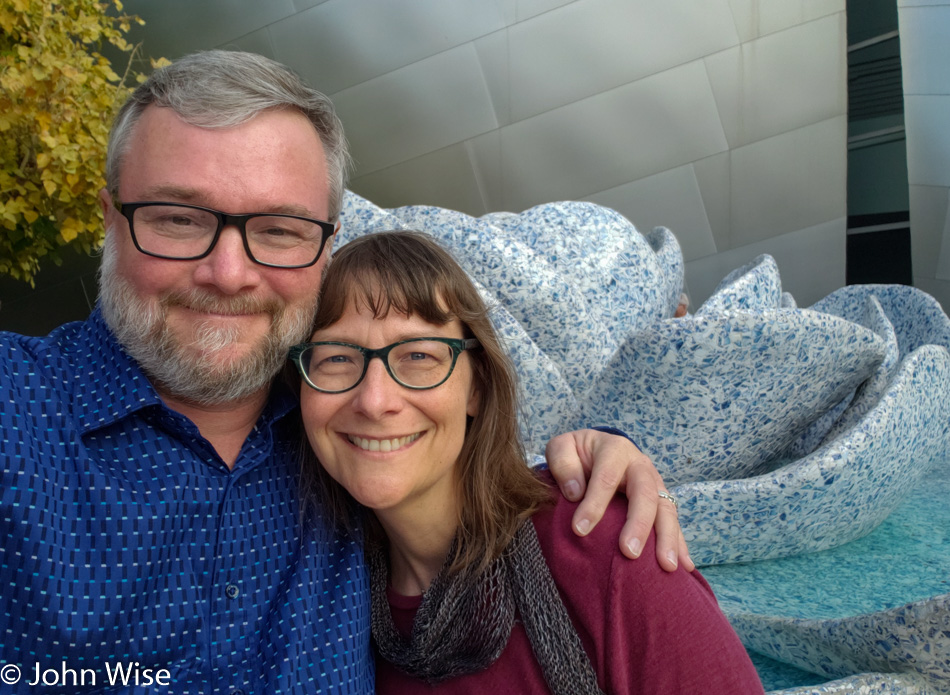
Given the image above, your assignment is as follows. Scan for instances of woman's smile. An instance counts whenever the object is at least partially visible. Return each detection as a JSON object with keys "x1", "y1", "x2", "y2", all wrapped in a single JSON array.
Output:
[
  {"x1": 300, "y1": 300, "x2": 477, "y2": 517},
  {"x1": 346, "y1": 432, "x2": 422, "y2": 453}
]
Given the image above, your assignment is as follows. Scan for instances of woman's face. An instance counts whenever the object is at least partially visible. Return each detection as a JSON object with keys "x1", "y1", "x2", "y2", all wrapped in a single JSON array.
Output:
[{"x1": 301, "y1": 300, "x2": 479, "y2": 518}]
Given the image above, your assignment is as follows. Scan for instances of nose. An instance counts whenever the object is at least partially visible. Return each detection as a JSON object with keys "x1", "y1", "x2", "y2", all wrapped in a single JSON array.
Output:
[
  {"x1": 192, "y1": 225, "x2": 261, "y2": 295},
  {"x1": 349, "y1": 357, "x2": 403, "y2": 418}
]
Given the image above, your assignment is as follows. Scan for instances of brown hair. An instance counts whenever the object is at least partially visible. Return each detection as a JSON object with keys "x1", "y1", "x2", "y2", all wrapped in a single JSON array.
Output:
[{"x1": 298, "y1": 230, "x2": 552, "y2": 574}]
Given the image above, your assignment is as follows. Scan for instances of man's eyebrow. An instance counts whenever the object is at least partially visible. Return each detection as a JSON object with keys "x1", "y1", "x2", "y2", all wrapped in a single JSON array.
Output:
[
  {"x1": 134, "y1": 185, "x2": 323, "y2": 219},
  {"x1": 135, "y1": 185, "x2": 206, "y2": 203},
  {"x1": 266, "y1": 204, "x2": 327, "y2": 219}
]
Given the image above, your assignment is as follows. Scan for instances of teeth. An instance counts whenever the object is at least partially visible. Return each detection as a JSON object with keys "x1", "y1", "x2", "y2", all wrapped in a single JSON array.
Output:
[{"x1": 348, "y1": 433, "x2": 420, "y2": 452}]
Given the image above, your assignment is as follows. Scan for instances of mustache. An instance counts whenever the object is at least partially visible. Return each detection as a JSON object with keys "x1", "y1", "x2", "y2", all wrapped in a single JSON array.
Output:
[{"x1": 161, "y1": 289, "x2": 282, "y2": 316}]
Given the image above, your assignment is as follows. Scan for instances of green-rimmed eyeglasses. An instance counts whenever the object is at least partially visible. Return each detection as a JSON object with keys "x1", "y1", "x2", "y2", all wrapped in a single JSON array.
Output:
[
  {"x1": 114, "y1": 200, "x2": 336, "y2": 269},
  {"x1": 290, "y1": 337, "x2": 481, "y2": 393}
]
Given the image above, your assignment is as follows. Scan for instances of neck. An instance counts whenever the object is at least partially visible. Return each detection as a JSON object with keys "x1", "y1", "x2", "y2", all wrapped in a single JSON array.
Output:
[
  {"x1": 157, "y1": 386, "x2": 271, "y2": 469},
  {"x1": 375, "y1": 496, "x2": 459, "y2": 596}
]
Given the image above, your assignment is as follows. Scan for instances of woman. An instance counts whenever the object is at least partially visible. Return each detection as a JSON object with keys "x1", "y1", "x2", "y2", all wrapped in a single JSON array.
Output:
[{"x1": 292, "y1": 231, "x2": 764, "y2": 694}]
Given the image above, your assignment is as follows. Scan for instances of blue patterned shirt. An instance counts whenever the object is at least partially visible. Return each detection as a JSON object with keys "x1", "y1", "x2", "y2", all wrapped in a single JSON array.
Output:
[{"x1": 0, "y1": 309, "x2": 373, "y2": 694}]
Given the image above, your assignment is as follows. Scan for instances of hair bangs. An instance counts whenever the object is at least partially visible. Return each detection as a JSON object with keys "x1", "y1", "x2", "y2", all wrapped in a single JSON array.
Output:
[{"x1": 313, "y1": 233, "x2": 467, "y2": 332}]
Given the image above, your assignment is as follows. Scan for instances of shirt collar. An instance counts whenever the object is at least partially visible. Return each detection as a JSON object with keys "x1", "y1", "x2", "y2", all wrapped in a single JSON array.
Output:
[
  {"x1": 72, "y1": 307, "x2": 298, "y2": 435},
  {"x1": 70, "y1": 307, "x2": 164, "y2": 434}
]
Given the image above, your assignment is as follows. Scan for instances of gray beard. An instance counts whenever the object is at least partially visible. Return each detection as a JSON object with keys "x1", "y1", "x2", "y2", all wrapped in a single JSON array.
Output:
[{"x1": 98, "y1": 233, "x2": 315, "y2": 405}]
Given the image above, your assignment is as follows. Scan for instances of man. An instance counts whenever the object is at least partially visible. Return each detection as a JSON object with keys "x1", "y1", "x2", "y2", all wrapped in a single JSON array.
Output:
[{"x1": 0, "y1": 51, "x2": 687, "y2": 693}]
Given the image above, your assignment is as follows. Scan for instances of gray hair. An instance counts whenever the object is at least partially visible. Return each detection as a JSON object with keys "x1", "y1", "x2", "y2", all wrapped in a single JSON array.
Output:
[{"x1": 106, "y1": 50, "x2": 351, "y2": 221}]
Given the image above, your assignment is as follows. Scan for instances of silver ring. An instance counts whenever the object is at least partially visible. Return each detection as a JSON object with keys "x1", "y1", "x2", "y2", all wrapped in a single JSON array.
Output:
[{"x1": 658, "y1": 491, "x2": 678, "y2": 509}]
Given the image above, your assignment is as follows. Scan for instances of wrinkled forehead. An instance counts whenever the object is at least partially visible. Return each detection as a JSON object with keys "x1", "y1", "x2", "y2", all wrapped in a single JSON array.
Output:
[{"x1": 120, "y1": 106, "x2": 331, "y2": 209}]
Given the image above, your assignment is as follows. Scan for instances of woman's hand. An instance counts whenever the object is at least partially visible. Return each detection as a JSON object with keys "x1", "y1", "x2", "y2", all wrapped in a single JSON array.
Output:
[{"x1": 545, "y1": 429, "x2": 693, "y2": 572}]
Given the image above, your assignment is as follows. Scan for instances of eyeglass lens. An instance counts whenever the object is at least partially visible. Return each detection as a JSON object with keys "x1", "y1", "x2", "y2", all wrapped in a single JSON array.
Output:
[
  {"x1": 301, "y1": 340, "x2": 458, "y2": 392},
  {"x1": 131, "y1": 204, "x2": 326, "y2": 267}
]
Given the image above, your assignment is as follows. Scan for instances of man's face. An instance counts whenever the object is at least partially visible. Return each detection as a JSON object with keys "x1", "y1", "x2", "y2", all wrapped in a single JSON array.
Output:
[{"x1": 99, "y1": 105, "x2": 333, "y2": 405}]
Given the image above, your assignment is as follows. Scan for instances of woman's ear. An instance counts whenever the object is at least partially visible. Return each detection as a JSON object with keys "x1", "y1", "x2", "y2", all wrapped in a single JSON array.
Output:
[{"x1": 466, "y1": 383, "x2": 480, "y2": 418}]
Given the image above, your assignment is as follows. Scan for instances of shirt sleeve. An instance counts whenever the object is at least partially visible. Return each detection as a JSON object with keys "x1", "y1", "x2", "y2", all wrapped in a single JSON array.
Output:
[{"x1": 591, "y1": 424, "x2": 641, "y2": 453}]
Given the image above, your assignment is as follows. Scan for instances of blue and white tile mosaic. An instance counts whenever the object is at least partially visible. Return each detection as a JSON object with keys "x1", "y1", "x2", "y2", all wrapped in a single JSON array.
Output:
[
  {"x1": 706, "y1": 462, "x2": 950, "y2": 693},
  {"x1": 769, "y1": 673, "x2": 933, "y2": 694},
  {"x1": 731, "y1": 594, "x2": 950, "y2": 691},
  {"x1": 673, "y1": 344, "x2": 950, "y2": 565},
  {"x1": 808, "y1": 295, "x2": 901, "y2": 453},
  {"x1": 697, "y1": 254, "x2": 784, "y2": 315},
  {"x1": 643, "y1": 226, "x2": 686, "y2": 321},
  {"x1": 811, "y1": 284, "x2": 950, "y2": 358},
  {"x1": 339, "y1": 191, "x2": 950, "y2": 693},
  {"x1": 577, "y1": 310, "x2": 885, "y2": 485}
]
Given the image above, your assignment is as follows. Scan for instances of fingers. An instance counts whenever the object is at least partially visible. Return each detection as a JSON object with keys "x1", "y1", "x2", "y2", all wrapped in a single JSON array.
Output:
[
  {"x1": 678, "y1": 529, "x2": 694, "y2": 572},
  {"x1": 650, "y1": 489, "x2": 693, "y2": 572},
  {"x1": 545, "y1": 432, "x2": 587, "y2": 503},
  {"x1": 616, "y1": 471, "x2": 693, "y2": 572},
  {"x1": 569, "y1": 441, "x2": 627, "y2": 536},
  {"x1": 545, "y1": 429, "x2": 695, "y2": 572},
  {"x1": 618, "y1": 476, "x2": 660, "y2": 560},
  {"x1": 546, "y1": 430, "x2": 630, "y2": 536}
]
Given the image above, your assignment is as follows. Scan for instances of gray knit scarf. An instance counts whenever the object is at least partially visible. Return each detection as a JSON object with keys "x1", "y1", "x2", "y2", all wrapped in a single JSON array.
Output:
[{"x1": 370, "y1": 520, "x2": 605, "y2": 694}]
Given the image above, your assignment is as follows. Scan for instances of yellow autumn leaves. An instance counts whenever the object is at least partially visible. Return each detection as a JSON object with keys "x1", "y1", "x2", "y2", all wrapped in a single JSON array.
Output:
[{"x1": 0, "y1": 0, "x2": 165, "y2": 284}]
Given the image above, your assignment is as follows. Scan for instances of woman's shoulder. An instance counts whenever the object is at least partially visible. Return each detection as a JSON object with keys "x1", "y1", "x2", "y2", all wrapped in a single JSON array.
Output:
[
  {"x1": 527, "y1": 473, "x2": 765, "y2": 694},
  {"x1": 530, "y1": 470, "x2": 664, "y2": 576},
  {"x1": 528, "y1": 470, "x2": 721, "y2": 613}
]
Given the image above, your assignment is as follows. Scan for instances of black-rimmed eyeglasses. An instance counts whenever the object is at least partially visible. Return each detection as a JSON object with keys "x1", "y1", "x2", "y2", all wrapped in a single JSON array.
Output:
[
  {"x1": 290, "y1": 337, "x2": 480, "y2": 393},
  {"x1": 114, "y1": 200, "x2": 336, "y2": 269}
]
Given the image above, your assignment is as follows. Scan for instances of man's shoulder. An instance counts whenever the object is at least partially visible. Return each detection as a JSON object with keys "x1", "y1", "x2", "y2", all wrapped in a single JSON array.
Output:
[
  {"x1": 1, "y1": 317, "x2": 97, "y2": 375},
  {"x1": 0, "y1": 316, "x2": 116, "y2": 417}
]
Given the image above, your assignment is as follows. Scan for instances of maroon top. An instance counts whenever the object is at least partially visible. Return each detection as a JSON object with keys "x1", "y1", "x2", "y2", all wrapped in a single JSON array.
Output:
[{"x1": 376, "y1": 485, "x2": 764, "y2": 694}]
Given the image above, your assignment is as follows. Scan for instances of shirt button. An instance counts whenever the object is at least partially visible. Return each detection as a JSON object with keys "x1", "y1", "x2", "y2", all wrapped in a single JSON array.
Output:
[
  {"x1": 231, "y1": 690, "x2": 245, "y2": 695},
  {"x1": 225, "y1": 583, "x2": 240, "y2": 599}
]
